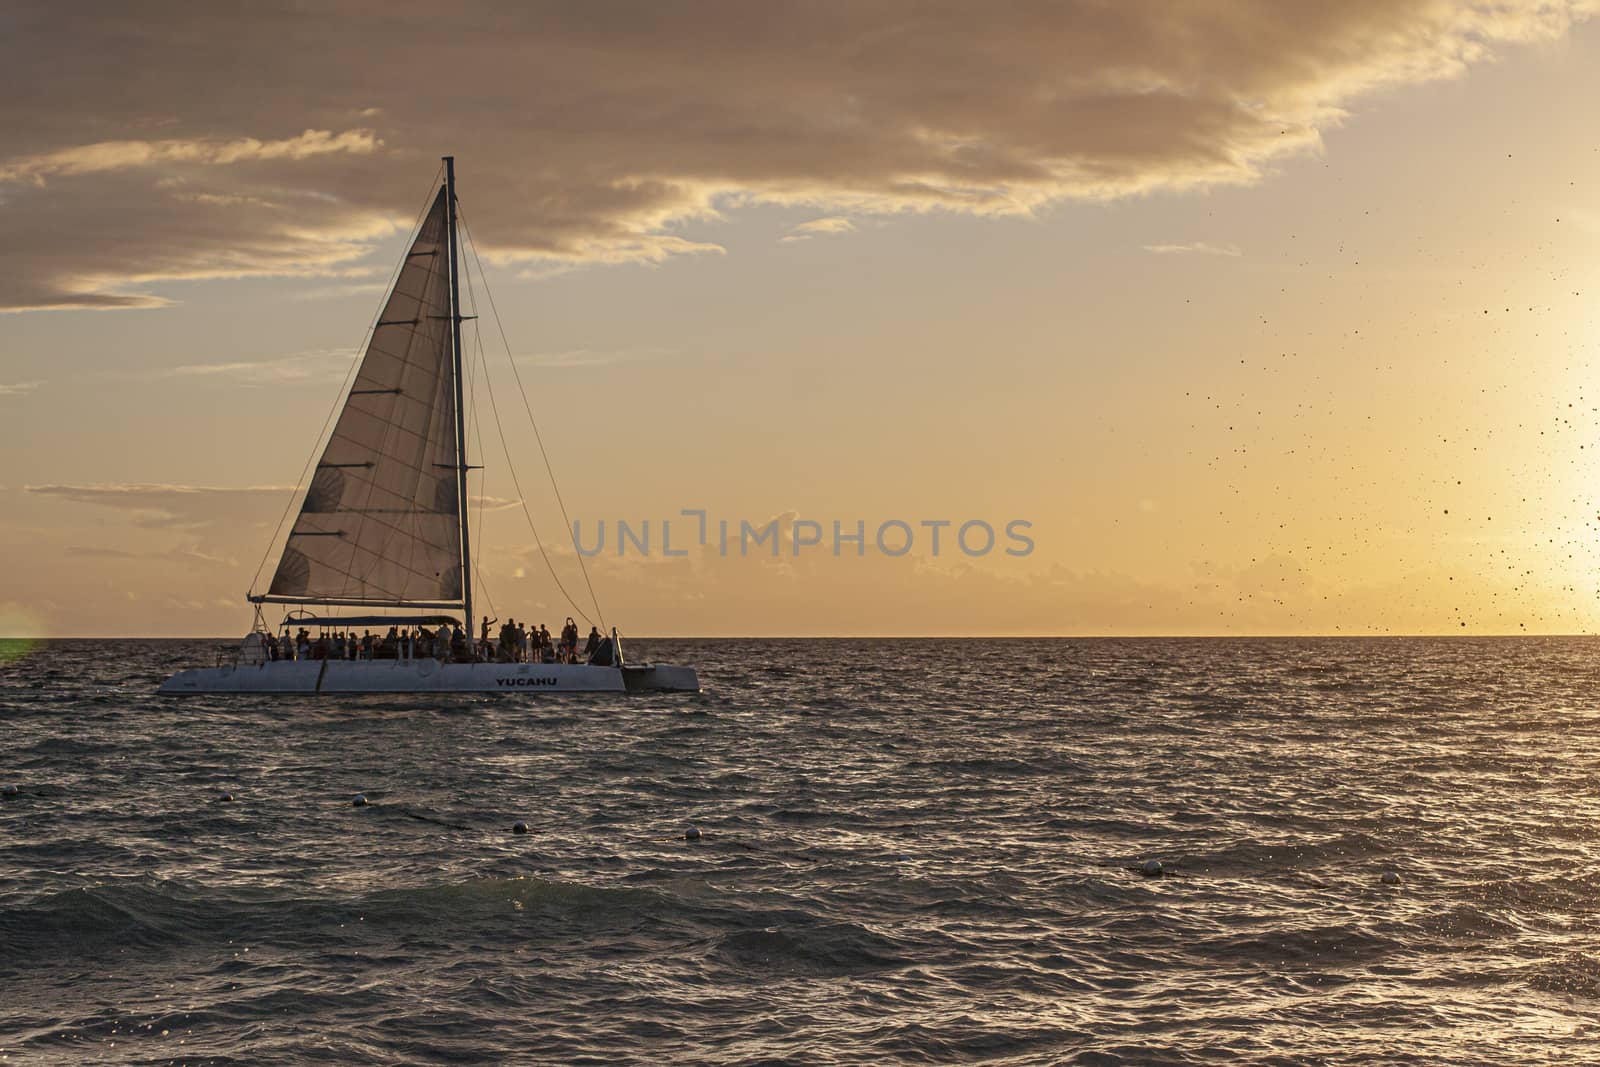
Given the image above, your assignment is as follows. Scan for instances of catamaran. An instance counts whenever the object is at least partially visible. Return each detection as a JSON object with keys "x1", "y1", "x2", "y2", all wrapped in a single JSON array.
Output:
[{"x1": 159, "y1": 158, "x2": 699, "y2": 695}]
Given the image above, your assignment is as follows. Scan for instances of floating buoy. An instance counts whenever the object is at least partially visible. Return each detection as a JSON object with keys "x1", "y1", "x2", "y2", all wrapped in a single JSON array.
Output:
[
  {"x1": 219, "y1": 791, "x2": 235, "y2": 803},
  {"x1": 684, "y1": 825, "x2": 702, "y2": 841},
  {"x1": 512, "y1": 821, "x2": 529, "y2": 835},
  {"x1": 0, "y1": 784, "x2": 17, "y2": 798},
  {"x1": 1141, "y1": 859, "x2": 1164, "y2": 877},
  {"x1": 1381, "y1": 870, "x2": 1401, "y2": 886},
  {"x1": 352, "y1": 793, "x2": 369, "y2": 807}
]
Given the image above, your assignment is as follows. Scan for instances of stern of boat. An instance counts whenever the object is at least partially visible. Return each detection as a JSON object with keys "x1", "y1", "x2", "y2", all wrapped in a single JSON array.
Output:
[{"x1": 621, "y1": 664, "x2": 701, "y2": 692}]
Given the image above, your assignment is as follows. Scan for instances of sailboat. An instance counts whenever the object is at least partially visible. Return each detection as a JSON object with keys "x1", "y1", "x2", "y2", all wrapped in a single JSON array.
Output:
[{"x1": 159, "y1": 158, "x2": 699, "y2": 695}]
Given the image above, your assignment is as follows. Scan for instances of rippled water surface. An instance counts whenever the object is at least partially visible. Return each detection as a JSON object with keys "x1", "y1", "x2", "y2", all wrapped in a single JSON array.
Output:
[{"x1": 4, "y1": 637, "x2": 1600, "y2": 1064}]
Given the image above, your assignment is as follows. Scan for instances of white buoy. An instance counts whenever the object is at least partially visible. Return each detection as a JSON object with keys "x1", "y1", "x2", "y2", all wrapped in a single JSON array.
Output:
[
  {"x1": 1381, "y1": 869, "x2": 1401, "y2": 886},
  {"x1": 1141, "y1": 859, "x2": 1163, "y2": 877},
  {"x1": 684, "y1": 825, "x2": 702, "y2": 841},
  {"x1": 1, "y1": 784, "x2": 17, "y2": 797},
  {"x1": 352, "y1": 793, "x2": 369, "y2": 807},
  {"x1": 512, "y1": 821, "x2": 529, "y2": 835}
]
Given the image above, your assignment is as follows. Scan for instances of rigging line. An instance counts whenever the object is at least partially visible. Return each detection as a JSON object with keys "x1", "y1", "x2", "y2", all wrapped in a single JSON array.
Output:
[
  {"x1": 249, "y1": 163, "x2": 447, "y2": 594},
  {"x1": 459, "y1": 253, "x2": 483, "y2": 612},
  {"x1": 456, "y1": 205, "x2": 607, "y2": 631},
  {"x1": 480, "y1": 369, "x2": 594, "y2": 625},
  {"x1": 466, "y1": 293, "x2": 493, "y2": 621},
  {"x1": 458, "y1": 236, "x2": 597, "y2": 629},
  {"x1": 462, "y1": 315, "x2": 500, "y2": 628},
  {"x1": 474, "y1": 362, "x2": 496, "y2": 622},
  {"x1": 460, "y1": 236, "x2": 589, "y2": 628}
]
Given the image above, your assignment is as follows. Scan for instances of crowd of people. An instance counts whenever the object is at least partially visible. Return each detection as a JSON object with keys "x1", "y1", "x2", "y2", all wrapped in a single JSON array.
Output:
[{"x1": 255, "y1": 616, "x2": 609, "y2": 665}]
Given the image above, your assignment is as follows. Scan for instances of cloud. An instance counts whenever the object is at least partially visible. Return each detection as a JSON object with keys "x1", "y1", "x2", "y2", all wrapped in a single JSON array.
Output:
[
  {"x1": 1143, "y1": 241, "x2": 1243, "y2": 257},
  {"x1": 29, "y1": 480, "x2": 520, "y2": 537},
  {"x1": 65, "y1": 544, "x2": 236, "y2": 566},
  {"x1": 782, "y1": 216, "x2": 856, "y2": 242},
  {"x1": 61, "y1": 547, "x2": 141, "y2": 563},
  {"x1": 0, "y1": 129, "x2": 378, "y2": 184},
  {"x1": 0, "y1": 1, "x2": 1591, "y2": 311},
  {"x1": 167, "y1": 348, "x2": 353, "y2": 385},
  {"x1": 469, "y1": 494, "x2": 523, "y2": 512},
  {"x1": 515, "y1": 346, "x2": 679, "y2": 369},
  {"x1": 290, "y1": 281, "x2": 390, "y2": 301},
  {"x1": 0, "y1": 381, "x2": 42, "y2": 396},
  {"x1": 27, "y1": 483, "x2": 295, "y2": 529}
]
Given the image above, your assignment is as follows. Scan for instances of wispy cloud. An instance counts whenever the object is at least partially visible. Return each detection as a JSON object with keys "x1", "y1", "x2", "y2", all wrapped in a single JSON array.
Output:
[
  {"x1": 0, "y1": 129, "x2": 379, "y2": 185},
  {"x1": 469, "y1": 494, "x2": 523, "y2": 512},
  {"x1": 290, "y1": 281, "x2": 389, "y2": 302},
  {"x1": 0, "y1": 381, "x2": 42, "y2": 396},
  {"x1": 515, "y1": 346, "x2": 679, "y2": 370},
  {"x1": 167, "y1": 348, "x2": 352, "y2": 385},
  {"x1": 782, "y1": 216, "x2": 856, "y2": 243},
  {"x1": 27, "y1": 483, "x2": 294, "y2": 529},
  {"x1": 31, "y1": 481, "x2": 521, "y2": 530},
  {"x1": 1143, "y1": 241, "x2": 1243, "y2": 257},
  {"x1": 65, "y1": 544, "x2": 236, "y2": 566}
]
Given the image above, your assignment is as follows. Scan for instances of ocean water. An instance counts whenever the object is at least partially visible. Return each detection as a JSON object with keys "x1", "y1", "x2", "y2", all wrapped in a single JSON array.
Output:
[{"x1": 3, "y1": 637, "x2": 1600, "y2": 1065}]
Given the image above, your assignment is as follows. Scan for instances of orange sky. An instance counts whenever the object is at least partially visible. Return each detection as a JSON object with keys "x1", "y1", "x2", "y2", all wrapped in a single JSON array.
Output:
[{"x1": 4, "y1": 2, "x2": 1600, "y2": 637}]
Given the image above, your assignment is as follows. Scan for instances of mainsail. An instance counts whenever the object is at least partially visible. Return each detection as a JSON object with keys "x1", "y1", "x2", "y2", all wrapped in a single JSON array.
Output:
[{"x1": 261, "y1": 188, "x2": 465, "y2": 608}]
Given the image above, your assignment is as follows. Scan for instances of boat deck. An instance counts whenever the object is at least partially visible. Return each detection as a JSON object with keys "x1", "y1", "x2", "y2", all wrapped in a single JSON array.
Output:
[{"x1": 158, "y1": 658, "x2": 700, "y2": 695}]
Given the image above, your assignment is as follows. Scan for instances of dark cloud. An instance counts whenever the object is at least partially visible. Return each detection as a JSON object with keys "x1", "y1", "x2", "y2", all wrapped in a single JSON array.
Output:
[{"x1": 0, "y1": 1, "x2": 1586, "y2": 310}]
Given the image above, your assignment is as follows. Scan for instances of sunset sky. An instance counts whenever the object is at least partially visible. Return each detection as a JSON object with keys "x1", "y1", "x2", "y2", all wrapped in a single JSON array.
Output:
[{"x1": 5, "y1": 2, "x2": 1600, "y2": 637}]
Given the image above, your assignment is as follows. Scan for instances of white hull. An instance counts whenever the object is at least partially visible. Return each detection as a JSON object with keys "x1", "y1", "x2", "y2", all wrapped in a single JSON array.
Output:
[{"x1": 158, "y1": 658, "x2": 699, "y2": 695}]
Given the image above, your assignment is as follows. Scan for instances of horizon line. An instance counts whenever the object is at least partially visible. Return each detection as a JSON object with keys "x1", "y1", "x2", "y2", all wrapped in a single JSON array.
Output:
[{"x1": 5, "y1": 633, "x2": 1599, "y2": 641}]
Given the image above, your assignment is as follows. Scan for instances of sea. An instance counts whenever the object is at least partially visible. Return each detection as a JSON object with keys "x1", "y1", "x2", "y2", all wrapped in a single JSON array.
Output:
[{"x1": 2, "y1": 637, "x2": 1599, "y2": 1065}]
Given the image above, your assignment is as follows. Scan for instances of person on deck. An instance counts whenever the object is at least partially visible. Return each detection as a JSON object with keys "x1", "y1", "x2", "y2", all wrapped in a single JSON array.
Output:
[
  {"x1": 538, "y1": 624, "x2": 554, "y2": 663},
  {"x1": 561, "y1": 618, "x2": 578, "y2": 662},
  {"x1": 480, "y1": 615, "x2": 495, "y2": 648},
  {"x1": 280, "y1": 632, "x2": 296, "y2": 661},
  {"x1": 584, "y1": 626, "x2": 600, "y2": 659},
  {"x1": 516, "y1": 622, "x2": 529, "y2": 663}
]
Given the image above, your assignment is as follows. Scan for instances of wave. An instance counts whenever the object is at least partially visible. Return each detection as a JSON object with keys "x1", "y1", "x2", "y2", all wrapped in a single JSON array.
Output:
[
  {"x1": 710, "y1": 921, "x2": 909, "y2": 975},
  {"x1": 0, "y1": 873, "x2": 691, "y2": 962},
  {"x1": 1524, "y1": 952, "x2": 1600, "y2": 999},
  {"x1": 1190, "y1": 921, "x2": 1400, "y2": 968}
]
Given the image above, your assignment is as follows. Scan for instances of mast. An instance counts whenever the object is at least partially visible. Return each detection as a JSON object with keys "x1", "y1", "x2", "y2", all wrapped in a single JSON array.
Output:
[{"x1": 444, "y1": 156, "x2": 474, "y2": 647}]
